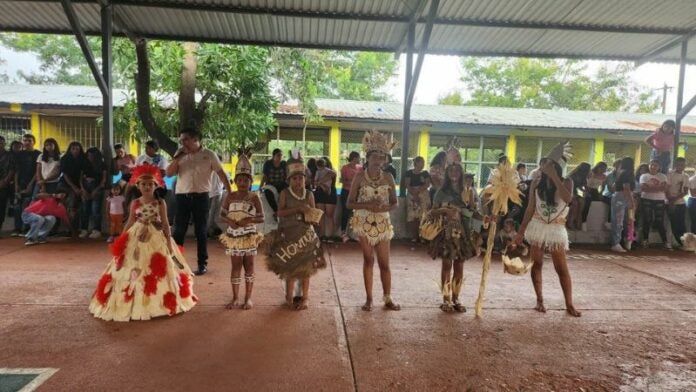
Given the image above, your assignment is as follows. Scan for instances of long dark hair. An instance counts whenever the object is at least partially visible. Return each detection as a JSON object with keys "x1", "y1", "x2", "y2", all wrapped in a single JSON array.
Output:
[
  {"x1": 41, "y1": 138, "x2": 61, "y2": 162},
  {"x1": 635, "y1": 163, "x2": 648, "y2": 182},
  {"x1": 85, "y1": 146, "x2": 106, "y2": 171},
  {"x1": 537, "y1": 160, "x2": 563, "y2": 206},
  {"x1": 64, "y1": 141, "x2": 85, "y2": 160},
  {"x1": 568, "y1": 162, "x2": 591, "y2": 188},
  {"x1": 441, "y1": 163, "x2": 464, "y2": 194},
  {"x1": 430, "y1": 151, "x2": 446, "y2": 167}
]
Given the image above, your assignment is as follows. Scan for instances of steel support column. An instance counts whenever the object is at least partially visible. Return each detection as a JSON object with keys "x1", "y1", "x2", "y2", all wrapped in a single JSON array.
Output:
[
  {"x1": 101, "y1": 2, "x2": 114, "y2": 167},
  {"x1": 674, "y1": 39, "x2": 687, "y2": 162},
  {"x1": 399, "y1": 22, "x2": 415, "y2": 197}
]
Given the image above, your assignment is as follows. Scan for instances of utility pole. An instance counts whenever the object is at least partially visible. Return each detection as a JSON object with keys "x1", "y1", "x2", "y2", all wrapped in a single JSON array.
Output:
[{"x1": 656, "y1": 82, "x2": 673, "y2": 114}]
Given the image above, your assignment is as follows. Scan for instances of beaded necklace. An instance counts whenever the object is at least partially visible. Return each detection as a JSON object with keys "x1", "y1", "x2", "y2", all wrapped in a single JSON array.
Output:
[{"x1": 288, "y1": 186, "x2": 306, "y2": 200}]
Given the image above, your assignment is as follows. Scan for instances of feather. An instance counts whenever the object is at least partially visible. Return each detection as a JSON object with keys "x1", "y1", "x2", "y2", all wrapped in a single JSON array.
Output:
[{"x1": 94, "y1": 273, "x2": 113, "y2": 305}]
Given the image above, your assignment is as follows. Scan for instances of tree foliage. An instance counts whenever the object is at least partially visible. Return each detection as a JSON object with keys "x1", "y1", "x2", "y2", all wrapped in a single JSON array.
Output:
[
  {"x1": 0, "y1": 33, "x2": 397, "y2": 155},
  {"x1": 450, "y1": 58, "x2": 661, "y2": 113}
]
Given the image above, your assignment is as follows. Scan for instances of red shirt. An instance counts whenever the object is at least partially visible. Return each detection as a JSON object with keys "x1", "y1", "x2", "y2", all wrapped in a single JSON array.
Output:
[{"x1": 24, "y1": 197, "x2": 69, "y2": 224}]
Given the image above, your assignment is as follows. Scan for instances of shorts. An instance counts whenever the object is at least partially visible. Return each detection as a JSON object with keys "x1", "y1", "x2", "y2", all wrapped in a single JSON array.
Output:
[{"x1": 314, "y1": 187, "x2": 337, "y2": 204}]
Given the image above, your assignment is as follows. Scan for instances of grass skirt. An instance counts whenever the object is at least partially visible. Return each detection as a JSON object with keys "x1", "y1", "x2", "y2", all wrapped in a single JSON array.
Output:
[
  {"x1": 350, "y1": 210, "x2": 393, "y2": 246},
  {"x1": 524, "y1": 218, "x2": 569, "y2": 251},
  {"x1": 427, "y1": 219, "x2": 475, "y2": 261},
  {"x1": 219, "y1": 230, "x2": 264, "y2": 256}
]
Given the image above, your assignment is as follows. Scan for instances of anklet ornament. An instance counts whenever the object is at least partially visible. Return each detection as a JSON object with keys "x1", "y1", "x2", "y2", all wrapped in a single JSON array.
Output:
[
  {"x1": 244, "y1": 274, "x2": 255, "y2": 283},
  {"x1": 230, "y1": 277, "x2": 243, "y2": 285}
]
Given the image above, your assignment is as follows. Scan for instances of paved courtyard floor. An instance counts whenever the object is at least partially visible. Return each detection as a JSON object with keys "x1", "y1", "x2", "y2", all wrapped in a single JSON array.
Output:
[{"x1": 1, "y1": 237, "x2": 695, "y2": 391}]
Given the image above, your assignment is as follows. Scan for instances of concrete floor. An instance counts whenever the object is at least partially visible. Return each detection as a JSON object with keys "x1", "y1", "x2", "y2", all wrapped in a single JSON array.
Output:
[{"x1": 1, "y1": 237, "x2": 695, "y2": 391}]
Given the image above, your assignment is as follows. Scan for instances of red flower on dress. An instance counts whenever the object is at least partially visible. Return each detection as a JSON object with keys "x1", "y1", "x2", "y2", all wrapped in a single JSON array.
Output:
[
  {"x1": 179, "y1": 273, "x2": 191, "y2": 298},
  {"x1": 149, "y1": 253, "x2": 167, "y2": 279},
  {"x1": 143, "y1": 274, "x2": 159, "y2": 296},
  {"x1": 110, "y1": 232, "x2": 129, "y2": 270},
  {"x1": 94, "y1": 273, "x2": 113, "y2": 305},
  {"x1": 163, "y1": 292, "x2": 177, "y2": 316}
]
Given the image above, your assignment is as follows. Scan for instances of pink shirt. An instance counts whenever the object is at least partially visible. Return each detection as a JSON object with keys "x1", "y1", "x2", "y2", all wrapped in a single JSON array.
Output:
[
  {"x1": 25, "y1": 197, "x2": 69, "y2": 223},
  {"x1": 107, "y1": 195, "x2": 126, "y2": 214},
  {"x1": 340, "y1": 164, "x2": 363, "y2": 190},
  {"x1": 650, "y1": 129, "x2": 674, "y2": 152}
]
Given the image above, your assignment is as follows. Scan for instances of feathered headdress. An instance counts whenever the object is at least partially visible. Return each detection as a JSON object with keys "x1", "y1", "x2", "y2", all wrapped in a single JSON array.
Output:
[
  {"x1": 362, "y1": 130, "x2": 396, "y2": 155},
  {"x1": 445, "y1": 136, "x2": 462, "y2": 166},
  {"x1": 286, "y1": 148, "x2": 306, "y2": 179},
  {"x1": 547, "y1": 141, "x2": 573, "y2": 167},
  {"x1": 129, "y1": 164, "x2": 164, "y2": 187},
  {"x1": 235, "y1": 146, "x2": 253, "y2": 178}
]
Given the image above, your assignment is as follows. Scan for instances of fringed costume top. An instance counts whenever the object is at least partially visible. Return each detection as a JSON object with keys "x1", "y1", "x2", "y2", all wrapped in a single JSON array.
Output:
[
  {"x1": 524, "y1": 190, "x2": 570, "y2": 251},
  {"x1": 219, "y1": 196, "x2": 264, "y2": 256},
  {"x1": 426, "y1": 187, "x2": 476, "y2": 261},
  {"x1": 349, "y1": 173, "x2": 394, "y2": 246},
  {"x1": 89, "y1": 199, "x2": 197, "y2": 322},
  {"x1": 266, "y1": 189, "x2": 326, "y2": 279}
]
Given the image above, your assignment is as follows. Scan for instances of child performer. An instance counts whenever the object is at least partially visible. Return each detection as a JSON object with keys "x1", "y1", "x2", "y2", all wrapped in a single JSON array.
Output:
[
  {"x1": 347, "y1": 130, "x2": 400, "y2": 311},
  {"x1": 514, "y1": 143, "x2": 581, "y2": 317},
  {"x1": 425, "y1": 144, "x2": 476, "y2": 312},
  {"x1": 267, "y1": 150, "x2": 326, "y2": 310},
  {"x1": 219, "y1": 148, "x2": 264, "y2": 310},
  {"x1": 106, "y1": 184, "x2": 126, "y2": 243},
  {"x1": 89, "y1": 165, "x2": 196, "y2": 321}
]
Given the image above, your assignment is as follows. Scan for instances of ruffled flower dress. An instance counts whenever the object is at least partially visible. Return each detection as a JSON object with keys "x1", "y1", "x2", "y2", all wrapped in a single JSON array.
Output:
[
  {"x1": 89, "y1": 199, "x2": 197, "y2": 321},
  {"x1": 349, "y1": 178, "x2": 394, "y2": 246}
]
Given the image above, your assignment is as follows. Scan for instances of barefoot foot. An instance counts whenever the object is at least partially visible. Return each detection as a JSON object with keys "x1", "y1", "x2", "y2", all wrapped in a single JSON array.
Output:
[
  {"x1": 566, "y1": 306, "x2": 582, "y2": 317},
  {"x1": 295, "y1": 298, "x2": 308, "y2": 310},
  {"x1": 361, "y1": 300, "x2": 373, "y2": 311},
  {"x1": 242, "y1": 299, "x2": 253, "y2": 310},
  {"x1": 534, "y1": 301, "x2": 547, "y2": 313},
  {"x1": 225, "y1": 298, "x2": 240, "y2": 309},
  {"x1": 439, "y1": 301, "x2": 454, "y2": 313}
]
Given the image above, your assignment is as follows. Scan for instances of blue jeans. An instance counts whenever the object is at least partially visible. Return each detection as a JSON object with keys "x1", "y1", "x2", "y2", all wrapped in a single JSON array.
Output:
[
  {"x1": 611, "y1": 192, "x2": 631, "y2": 246},
  {"x1": 22, "y1": 212, "x2": 56, "y2": 241},
  {"x1": 80, "y1": 179, "x2": 103, "y2": 231},
  {"x1": 651, "y1": 150, "x2": 671, "y2": 174},
  {"x1": 173, "y1": 192, "x2": 210, "y2": 269},
  {"x1": 13, "y1": 193, "x2": 32, "y2": 232}
]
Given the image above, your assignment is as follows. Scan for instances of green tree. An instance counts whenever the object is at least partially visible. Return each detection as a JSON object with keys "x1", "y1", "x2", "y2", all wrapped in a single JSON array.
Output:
[
  {"x1": 452, "y1": 58, "x2": 660, "y2": 113},
  {"x1": 0, "y1": 33, "x2": 397, "y2": 154},
  {"x1": 437, "y1": 90, "x2": 465, "y2": 105}
]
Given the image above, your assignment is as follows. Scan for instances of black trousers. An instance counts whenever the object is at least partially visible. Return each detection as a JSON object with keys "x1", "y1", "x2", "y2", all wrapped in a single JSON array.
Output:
[
  {"x1": 0, "y1": 187, "x2": 9, "y2": 230},
  {"x1": 340, "y1": 188, "x2": 352, "y2": 232},
  {"x1": 667, "y1": 204, "x2": 686, "y2": 245},
  {"x1": 173, "y1": 193, "x2": 210, "y2": 269},
  {"x1": 640, "y1": 199, "x2": 667, "y2": 243}
]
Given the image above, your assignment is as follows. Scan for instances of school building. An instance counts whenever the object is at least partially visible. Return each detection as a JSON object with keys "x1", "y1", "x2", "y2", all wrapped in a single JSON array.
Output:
[{"x1": 2, "y1": 83, "x2": 696, "y2": 189}]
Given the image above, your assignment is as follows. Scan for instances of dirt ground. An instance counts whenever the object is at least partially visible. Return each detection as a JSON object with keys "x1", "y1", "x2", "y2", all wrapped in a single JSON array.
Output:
[{"x1": 1, "y1": 237, "x2": 695, "y2": 391}]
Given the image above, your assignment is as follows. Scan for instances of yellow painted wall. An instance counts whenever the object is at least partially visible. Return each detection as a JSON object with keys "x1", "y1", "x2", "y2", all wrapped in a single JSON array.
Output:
[
  {"x1": 593, "y1": 138, "x2": 604, "y2": 165},
  {"x1": 418, "y1": 129, "x2": 430, "y2": 162},
  {"x1": 506, "y1": 134, "x2": 517, "y2": 163}
]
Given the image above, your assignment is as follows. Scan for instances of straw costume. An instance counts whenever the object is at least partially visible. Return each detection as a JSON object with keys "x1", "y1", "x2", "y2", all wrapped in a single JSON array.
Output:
[
  {"x1": 219, "y1": 147, "x2": 264, "y2": 257},
  {"x1": 349, "y1": 130, "x2": 396, "y2": 246},
  {"x1": 266, "y1": 150, "x2": 326, "y2": 279},
  {"x1": 425, "y1": 140, "x2": 476, "y2": 262},
  {"x1": 89, "y1": 165, "x2": 196, "y2": 322},
  {"x1": 524, "y1": 142, "x2": 573, "y2": 251}
]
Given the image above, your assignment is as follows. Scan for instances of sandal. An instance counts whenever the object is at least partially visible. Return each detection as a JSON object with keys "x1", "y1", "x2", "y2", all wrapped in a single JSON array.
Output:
[
  {"x1": 440, "y1": 301, "x2": 454, "y2": 313},
  {"x1": 452, "y1": 302, "x2": 467, "y2": 313},
  {"x1": 383, "y1": 296, "x2": 401, "y2": 311}
]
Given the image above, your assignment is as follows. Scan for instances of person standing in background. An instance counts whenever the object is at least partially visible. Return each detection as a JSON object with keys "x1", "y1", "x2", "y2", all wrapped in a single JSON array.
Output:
[
  {"x1": 644, "y1": 120, "x2": 675, "y2": 175},
  {"x1": 12, "y1": 134, "x2": 40, "y2": 237},
  {"x1": 666, "y1": 157, "x2": 689, "y2": 248},
  {"x1": 0, "y1": 136, "x2": 15, "y2": 236},
  {"x1": 339, "y1": 151, "x2": 362, "y2": 243},
  {"x1": 167, "y1": 127, "x2": 231, "y2": 276},
  {"x1": 207, "y1": 155, "x2": 229, "y2": 238}
]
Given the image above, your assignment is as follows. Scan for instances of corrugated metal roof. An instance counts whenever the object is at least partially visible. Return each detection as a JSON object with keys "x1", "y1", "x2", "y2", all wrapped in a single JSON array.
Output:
[
  {"x1": 1, "y1": 0, "x2": 695, "y2": 63},
  {"x1": 3, "y1": 83, "x2": 693, "y2": 134}
]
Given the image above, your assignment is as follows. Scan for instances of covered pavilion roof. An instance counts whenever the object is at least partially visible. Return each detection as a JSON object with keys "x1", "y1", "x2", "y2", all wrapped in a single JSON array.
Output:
[{"x1": 2, "y1": 0, "x2": 696, "y2": 63}]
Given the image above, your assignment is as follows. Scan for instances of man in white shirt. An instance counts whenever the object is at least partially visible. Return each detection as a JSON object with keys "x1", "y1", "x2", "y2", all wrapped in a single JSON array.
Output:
[
  {"x1": 639, "y1": 159, "x2": 670, "y2": 249},
  {"x1": 166, "y1": 128, "x2": 231, "y2": 275},
  {"x1": 666, "y1": 157, "x2": 689, "y2": 247}
]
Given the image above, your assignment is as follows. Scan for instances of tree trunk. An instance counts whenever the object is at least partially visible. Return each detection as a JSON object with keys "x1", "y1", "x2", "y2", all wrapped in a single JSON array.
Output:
[
  {"x1": 134, "y1": 38, "x2": 178, "y2": 156},
  {"x1": 179, "y1": 42, "x2": 199, "y2": 130}
]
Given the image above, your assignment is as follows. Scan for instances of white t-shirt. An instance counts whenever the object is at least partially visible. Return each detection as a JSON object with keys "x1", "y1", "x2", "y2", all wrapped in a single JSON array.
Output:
[
  {"x1": 667, "y1": 171, "x2": 689, "y2": 205},
  {"x1": 36, "y1": 154, "x2": 61, "y2": 183},
  {"x1": 639, "y1": 172, "x2": 667, "y2": 201},
  {"x1": 135, "y1": 153, "x2": 168, "y2": 170},
  {"x1": 688, "y1": 175, "x2": 696, "y2": 197},
  {"x1": 209, "y1": 170, "x2": 228, "y2": 198}
]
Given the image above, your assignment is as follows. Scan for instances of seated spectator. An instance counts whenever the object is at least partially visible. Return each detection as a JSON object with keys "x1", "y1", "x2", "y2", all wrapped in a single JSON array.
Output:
[
  {"x1": 35, "y1": 138, "x2": 61, "y2": 195},
  {"x1": 581, "y1": 162, "x2": 608, "y2": 229},
  {"x1": 22, "y1": 189, "x2": 69, "y2": 246},
  {"x1": 135, "y1": 140, "x2": 168, "y2": 176},
  {"x1": 639, "y1": 160, "x2": 669, "y2": 249},
  {"x1": 0, "y1": 136, "x2": 14, "y2": 236},
  {"x1": 566, "y1": 163, "x2": 591, "y2": 231},
  {"x1": 80, "y1": 147, "x2": 107, "y2": 239}
]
